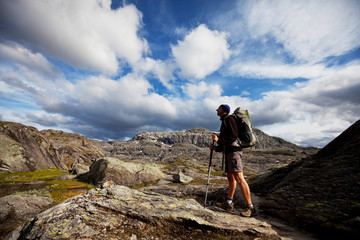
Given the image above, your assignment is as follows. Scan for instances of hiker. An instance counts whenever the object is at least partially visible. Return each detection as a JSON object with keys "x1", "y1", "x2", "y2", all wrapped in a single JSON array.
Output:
[{"x1": 209, "y1": 104, "x2": 256, "y2": 217}]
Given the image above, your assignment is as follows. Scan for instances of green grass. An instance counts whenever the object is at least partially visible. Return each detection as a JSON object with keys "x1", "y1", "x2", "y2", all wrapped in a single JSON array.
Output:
[
  {"x1": 0, "y1": 169, "x2": 94, "y2": 204},
  {"x1": 0, "y1": 169, "x2": 67, "y2": 183},
  {"x1": 46, "y1": 179, "x2": 93, "y2": 204}
]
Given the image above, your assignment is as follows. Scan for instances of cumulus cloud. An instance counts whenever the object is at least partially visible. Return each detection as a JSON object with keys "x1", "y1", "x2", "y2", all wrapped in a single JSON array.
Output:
[
  {"x1": 0, "y1": 0, "x2": 359, "y2": 149},
  {"x1": 0, "y1": 0, "x2": 148, "y2": 75},
  {"x1": 214, "y1": 0, "x2": 360, "y2": 81},
  {"x1": 171, "y1": 24, "x2": 231, "y2": 79},
  {"x1": 133, "y1": 58, "x2": 176, "y2": 89},
  {"x1": 182, "y1": 81, "x2": 222, "y2": 99},
  {"x1": 228, "y1": 61, "x2": 334, "y2": 79},
  {"x1": 32, "y1": 73, "x2": 178, "y2": 137},
  {"x1": 245, "y1": 0, "x2": 360, "y2": 63},
  {"x1": 250, "y1": 64, "x2": 360, "y2": 146},
  {"x1": 0, "y1": 43, "x2": 59, "y2": 78}
]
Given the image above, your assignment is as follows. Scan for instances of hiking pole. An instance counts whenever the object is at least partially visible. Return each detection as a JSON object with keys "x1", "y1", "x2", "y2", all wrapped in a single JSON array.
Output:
[
  {"x1": 204, "y1": 140, "x2": 215, "y2": 206},
  {"x1": 221, "y1": 145, "x2": 225, "y2": 171}
]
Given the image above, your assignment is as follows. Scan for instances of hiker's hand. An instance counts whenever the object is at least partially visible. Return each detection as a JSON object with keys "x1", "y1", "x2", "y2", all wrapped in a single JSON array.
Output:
[
  {"x1": 209, "y1": 144, "x2": 216, "y2": 151},
  {"x1": 211, "y1": 134, "x2": 218, "y2": 142}
]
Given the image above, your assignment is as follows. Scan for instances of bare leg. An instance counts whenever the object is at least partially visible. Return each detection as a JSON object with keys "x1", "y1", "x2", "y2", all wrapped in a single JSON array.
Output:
[
  {"x1": 233, "y1": 172, "x2": 252, "y2": 205},
  {"x1": 227, "y1": 173, "x2": 237, "y2": 199}
]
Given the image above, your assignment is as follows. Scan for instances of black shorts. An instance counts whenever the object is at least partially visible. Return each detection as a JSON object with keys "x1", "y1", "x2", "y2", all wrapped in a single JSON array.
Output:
[{"x1": 225, "y1": 151, "x2": 243, "y2": 173}]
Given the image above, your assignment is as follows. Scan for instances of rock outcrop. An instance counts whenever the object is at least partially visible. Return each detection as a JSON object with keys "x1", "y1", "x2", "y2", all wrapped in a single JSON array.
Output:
[
  {"x1": 1, "y1": 120, "x2": 323, "y2": 239},
  {"x1": 77, "y1": 157, "x2": 166, "y2": 187},
  {"x1": 7, "y1": 186, "x2": 281, "y2": 240},
  {"x1": 250, "y1": 119, "x2": 360, "y2": 239},
  {"x1": 0, "y1": 121, "x2": 108, "y2": 173},
  {"x1": 0, "y1": 193, "x2": 54, "y2": 236},
  {"x1": 1, "y1": 121, "x2": 313, "y2": 176},
  {"x1": 124, "y1": 127, "x2": 302, "y2": 150}
]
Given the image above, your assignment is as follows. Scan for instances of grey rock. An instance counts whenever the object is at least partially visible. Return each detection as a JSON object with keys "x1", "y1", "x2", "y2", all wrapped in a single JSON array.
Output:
[
  {"x1": 250, "y1": 119, "x2": 360, "y2": 239},
  {"x1": 173, "y1": 171, "x2": 194, "y2": 183},
  {"x1": 0, "y1": 121, "x2": 107, "y2": 173},
  {"x1": 78, "y1": 157, "x2": 166, "y2": 187},
  {"x1": 0, "y1": 193, "x2": 54, "y2": 237},
  {"x1": 7, "y1": 186, "x2": 281, "y2": 240},
  {"x1": 70, "y1": 163, "x2": 89, "y2": 175}
]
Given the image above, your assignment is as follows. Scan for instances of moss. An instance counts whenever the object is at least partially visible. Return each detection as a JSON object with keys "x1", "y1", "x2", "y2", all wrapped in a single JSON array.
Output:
[
  {"x1": 48, "y1": 144, "x2": 56, "y2": 154},
  {"x1": 0, "y1": 169, "x2": 94, "y2": 204},
  {"x1": 0, "y1": 169, "x2": 67, "y2": 183},
  {"x1": 305, "y1": 202, "x2": 324, "y2": 208},
  {"x1": 17, "y1": 188, "x2": 52, "y2": 198},
  {"x1": 211, "y1": 170, "x2": 226, "y2": 177},
  {"x1": 35, "y1": 136, "x2": 43, "y2": 145},
  {"x1": 0, "y1": 122, "x2": 8, "y2": 129},
  {"x1": 132, "y1": 180, "x2": 159, "y2": 189},
  {"x1": 46, "y1": 179, "x2": 93, "y2": 204},
  {"x1": 351, "y1": 201, "x2": 360, "y2": 207},
  {"x1": 28, "y1": 126, "x2": 37, "y2": 132},
  {"x1": 316, "y1": 215, "x2": 328, "y2": 222}
]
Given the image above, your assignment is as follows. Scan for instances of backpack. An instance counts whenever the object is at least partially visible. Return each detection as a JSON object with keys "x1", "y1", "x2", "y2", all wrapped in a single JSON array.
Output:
[{"x1": 232, "y1": 107, "x2": 257, "y2": 148}]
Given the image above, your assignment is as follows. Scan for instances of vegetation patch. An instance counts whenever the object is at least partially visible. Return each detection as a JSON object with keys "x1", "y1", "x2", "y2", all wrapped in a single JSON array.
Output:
[
  {"x1": 17, "y1": 188, "x2": 52, "y2": 198},
  {"x1": 0, "y1": 169, "x2": 94, "y2": 204},
  {"x1": 0, "y1": 169, "x2": 67, "y2": 183},
  {"x1": 305, "y1": 202, "x2": 324, "y2": 208},
  {"x1": 46, "y1": 179, "x2": 93, "y2": 204},
  {"x1": 132, "y1": 180, "x2": 160, "y2": 189}
]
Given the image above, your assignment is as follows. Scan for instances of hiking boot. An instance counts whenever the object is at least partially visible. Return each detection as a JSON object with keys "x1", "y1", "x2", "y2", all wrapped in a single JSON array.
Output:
[
  {"x1": 240, "y1": 207, "x2": 256, "y2": 217},
  {"x1": 216, "y1": 202, "x2": 234, "y2": 212}
]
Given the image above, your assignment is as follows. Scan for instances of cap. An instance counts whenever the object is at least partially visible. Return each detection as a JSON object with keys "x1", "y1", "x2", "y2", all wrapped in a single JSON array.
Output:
[{"x1": 220, "y1": 104, "x2": 230, "y2": 113}]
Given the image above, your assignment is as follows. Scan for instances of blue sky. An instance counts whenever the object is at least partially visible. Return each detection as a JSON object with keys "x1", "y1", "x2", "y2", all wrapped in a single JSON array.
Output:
[{"x1": 0, "y1": 0, "x2": 359, "y2": 147}]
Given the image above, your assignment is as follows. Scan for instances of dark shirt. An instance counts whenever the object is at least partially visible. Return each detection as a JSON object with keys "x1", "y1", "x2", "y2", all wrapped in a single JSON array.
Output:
[{"x1": 215, "y1": 114, "x2": 242, "y2": 153}]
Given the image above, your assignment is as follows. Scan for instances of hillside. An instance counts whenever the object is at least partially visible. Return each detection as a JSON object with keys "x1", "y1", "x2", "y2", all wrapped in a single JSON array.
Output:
[
  {"x1": 0, "y1": 121, "x2": 107, "y2": 173},
  {"x1": 250, "y1": 120, "x2": 360, "y2": 239},
  {"x1": 0, "y1": 120, "x2": 319, "y2": 239},
  {"x1": 0, "y1": 121, "x2": 312, "y2": 175}
]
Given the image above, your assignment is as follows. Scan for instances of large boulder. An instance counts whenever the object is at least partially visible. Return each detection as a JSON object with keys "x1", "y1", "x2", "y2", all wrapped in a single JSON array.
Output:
[
  {"x1": 78, "y1": 157, "x2": 166, "y2": 187},
  {"x1": 0, "y1": 193, "x2": 54, "y2": 238},
  {"x1": 7, "y1": 186, "x2": 281, "y2": 240}
]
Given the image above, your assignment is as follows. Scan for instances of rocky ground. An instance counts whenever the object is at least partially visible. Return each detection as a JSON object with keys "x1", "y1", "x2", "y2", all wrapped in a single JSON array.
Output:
[
  {"x1": 250, "y1": 120, "x2": 360, "y2": 239},
  {"x1": 1, "y1": 120, "x2": 358, "y2": 239}
]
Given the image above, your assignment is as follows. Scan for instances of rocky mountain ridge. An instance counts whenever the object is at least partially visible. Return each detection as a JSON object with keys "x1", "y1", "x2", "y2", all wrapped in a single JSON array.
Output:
[
  {"x1": 250, "y1": 119, "x2": 360, "y2": 239},
  {"x1": 0, "y1": 120, "x2": 327, "y2": 239},
  {"x1": 129, "y1": 127, "x2": 300, "y2": 149},
  {"x1": 0, "y1": 121, "x2": 311, "y2": 175},
  {"x1": 0, "y1": 121, "x2": 107, "y2": 173}
]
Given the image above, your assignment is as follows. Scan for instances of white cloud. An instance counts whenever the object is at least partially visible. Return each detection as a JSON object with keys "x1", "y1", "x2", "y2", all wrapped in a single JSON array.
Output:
[
  {"x1": 0, "y1": 43, "x2": 59, "y2": 78},
  {"x1": 51, "y1": 74, "x2": 177, "y2": 125},
  {"x1": 133, "y1": 58, "x2": 176, "y2": 89},
  {"x1": 0, "y1": 0, "x2": 359, "y2": 148},
  {"x1": 246, "y1": 0, "x2": 360, "y2": 63},
  {"x1": 182, "y1": 81, "x2": 222, "y2": 99},
  {"x1": 228, "y1": 61, "x2": 334, "y2": 79},
  {"x1": 249, "y1": 64, "x2": 360, "y2": 146},
  {"x1": 171, "y1": 24, "x2": 231, "y2": 79},
  {"x1": 0, "y1": 0, "x2": 148, "y2": 75}
]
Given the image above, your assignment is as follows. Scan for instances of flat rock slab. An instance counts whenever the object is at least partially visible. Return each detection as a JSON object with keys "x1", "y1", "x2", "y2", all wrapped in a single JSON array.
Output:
[{"x1": 7, "y1": 186, "x2": 281, "y2": 240}]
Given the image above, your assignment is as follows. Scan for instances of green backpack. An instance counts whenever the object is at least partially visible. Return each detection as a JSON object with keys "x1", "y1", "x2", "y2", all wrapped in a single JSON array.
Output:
[{"x1": 232, "y1": 107, "x2": 257, "y2": 148}]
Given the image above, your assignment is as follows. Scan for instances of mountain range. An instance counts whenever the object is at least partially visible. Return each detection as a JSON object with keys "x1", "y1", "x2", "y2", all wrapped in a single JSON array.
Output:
[{"x1": 0, "y1": 120, "x2": 359, "y2": 239}]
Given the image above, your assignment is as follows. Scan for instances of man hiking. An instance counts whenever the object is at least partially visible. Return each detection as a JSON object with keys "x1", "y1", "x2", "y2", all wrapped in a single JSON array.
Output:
[{"x1": 209, "y1": 104, "x2": 256, "y2": 217}]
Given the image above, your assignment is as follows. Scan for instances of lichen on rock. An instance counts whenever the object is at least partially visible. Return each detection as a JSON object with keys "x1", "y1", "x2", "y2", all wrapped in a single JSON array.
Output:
[{"x1": 6, "y1": 185, "x2": 280, "y2": 240}]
